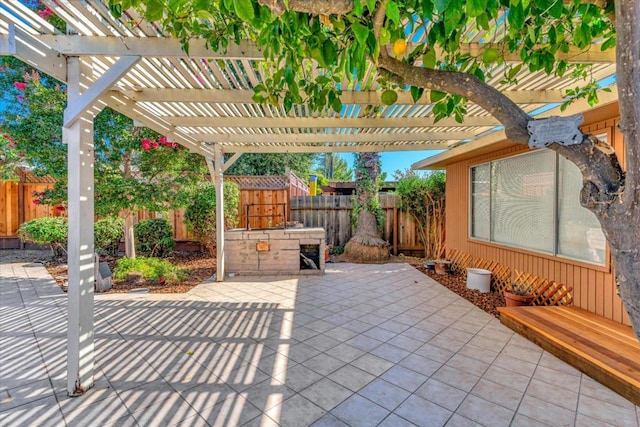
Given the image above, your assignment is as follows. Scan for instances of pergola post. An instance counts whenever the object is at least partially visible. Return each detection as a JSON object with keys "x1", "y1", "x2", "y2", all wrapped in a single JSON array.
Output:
[
  {"x1": 64, "y1": 57, "x2": 95, "y2": 396},
  {"x1": 213, "y1": 145, "x2": 225, "y2": 281}
]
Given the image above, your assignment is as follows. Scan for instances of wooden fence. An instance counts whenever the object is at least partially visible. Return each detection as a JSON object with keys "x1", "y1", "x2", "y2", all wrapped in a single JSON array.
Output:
[
  {"x1": 1, "y1": 180, "x2": 62, "y2": 238},
  {"x1": 2, "y1": 179, "x2": 426, "y2": 255},
  {"x1": 290, "y1": 194, "x2": 425, "y2": 255},
  {"x1": 1, "y1": 173, "x2": 309, "y2": 243}
]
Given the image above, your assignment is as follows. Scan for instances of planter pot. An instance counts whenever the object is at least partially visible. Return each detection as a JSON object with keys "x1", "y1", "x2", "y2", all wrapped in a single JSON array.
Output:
[
  {"x1": 504, "y1": 291, "x2": 534, "y2": 307},
  {"x1": 466, "y1": 268, "x2": 491, "y2": 293},
  {"x1": 434, "y1": 260, "x2": 451, "y2": 275}
]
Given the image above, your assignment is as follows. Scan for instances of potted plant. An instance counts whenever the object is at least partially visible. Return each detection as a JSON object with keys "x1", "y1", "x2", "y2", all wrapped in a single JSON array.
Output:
[{"x1": 504, "y1": 282, "x2": 535, "y2": 307}]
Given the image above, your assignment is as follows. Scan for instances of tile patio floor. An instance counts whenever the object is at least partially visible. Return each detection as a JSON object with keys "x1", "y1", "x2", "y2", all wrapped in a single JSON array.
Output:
[{"x1": 1, "y1": 260, "x2": 639, "y2": 426}]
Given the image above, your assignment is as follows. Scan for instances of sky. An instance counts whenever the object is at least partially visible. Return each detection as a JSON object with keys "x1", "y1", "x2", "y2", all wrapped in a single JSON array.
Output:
[{"x1": 337, "y1": 150, "x2": 443, "y2": 179}]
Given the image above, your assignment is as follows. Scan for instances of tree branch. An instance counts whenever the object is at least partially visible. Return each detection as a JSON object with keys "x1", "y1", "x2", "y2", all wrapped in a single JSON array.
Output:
[
  {"x1": 377, "y1": 50, "x2": 531, "y2": 143},
  {"x1": 257, "y1": 0, "x2": 353, "y2": 16}
]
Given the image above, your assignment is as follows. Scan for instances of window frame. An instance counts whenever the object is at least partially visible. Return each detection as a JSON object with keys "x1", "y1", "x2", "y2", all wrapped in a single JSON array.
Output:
[{"x1": 468, "y1": 146, "x2": 609, "y2": 268}]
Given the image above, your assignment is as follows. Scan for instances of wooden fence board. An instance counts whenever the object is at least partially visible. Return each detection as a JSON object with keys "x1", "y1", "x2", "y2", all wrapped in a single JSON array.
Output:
[
  {"x1": 289, "y1": 194, "x2": 425, "y2": 253},
  {"x1": 3, "y1": 178, "x2": 426, "y2": 254}
]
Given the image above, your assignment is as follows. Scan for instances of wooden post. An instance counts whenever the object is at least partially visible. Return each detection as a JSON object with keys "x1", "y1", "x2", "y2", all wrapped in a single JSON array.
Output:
[
  {"x1": 18, "y1": 180, "x2": 24, "y2": 248},
  {"x1": 213, "y1": 145, "x2": 225, "y2": 281},
  {"x1": 65, "y1": 57, "x2": 95, "y2": 396},
  {"x1": 393, "y1": 205, "x2": 398, "y2": 256}
]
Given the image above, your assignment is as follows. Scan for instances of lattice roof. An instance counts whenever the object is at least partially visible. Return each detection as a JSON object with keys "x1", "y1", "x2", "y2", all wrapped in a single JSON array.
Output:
[
  {"x1": 225, "y1": 175, "x2": 291, "y2": 190},
  {"x1": 0, "y1": 1, "x2": 618, "y2": 159}
]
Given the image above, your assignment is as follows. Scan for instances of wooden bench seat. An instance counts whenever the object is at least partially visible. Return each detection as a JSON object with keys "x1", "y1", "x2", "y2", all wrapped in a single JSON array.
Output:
[{"x1": 498, "y1": 306, "x2": 640, "y2": 405}]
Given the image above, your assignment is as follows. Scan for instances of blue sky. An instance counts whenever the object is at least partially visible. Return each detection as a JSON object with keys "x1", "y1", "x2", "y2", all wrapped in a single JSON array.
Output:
[{"x1": 338, "y1": 150, "x2": 442, "y2": 178}]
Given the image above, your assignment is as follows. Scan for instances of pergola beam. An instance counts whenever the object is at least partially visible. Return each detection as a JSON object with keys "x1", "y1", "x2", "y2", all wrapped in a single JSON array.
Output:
[
  {"x1": 0, "y1": 24, "x2": 66, "y2": 82},
  {"x1": 119, "y1": 88, "x2": 566, "y2": 105},
  {"x1": 37, "y1": 34, "x2": 263, "y2": 59},
  {"x1": 194, "y1": 131, "x2": 473, "y2": 144},
  {"x1": 162, "y1": 115, "x2": 500, "y2": 128},
  {"x1": 211, "y1": 142, "x2": 452, "y2": 153},
  {"x1": 64, "y1": 56, "x2": 139, "y2": 127},
  {"x1": 36, "y1": 35, "x2": 616, "y2": 63},
  {"x1": 222, "y1": 152, "x2": 243, "y2": 172}
]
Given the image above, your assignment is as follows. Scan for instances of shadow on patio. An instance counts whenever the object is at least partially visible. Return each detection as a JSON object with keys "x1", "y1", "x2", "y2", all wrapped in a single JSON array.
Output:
[{"x1": 2, "y1": 262, "x2": 639, "y2": 426}]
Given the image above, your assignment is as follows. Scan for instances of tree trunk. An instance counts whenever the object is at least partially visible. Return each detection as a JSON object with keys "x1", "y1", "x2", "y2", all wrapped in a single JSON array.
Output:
[
  {"x1": 608, "y1": 0, "x2": 640, "y2": 336},
  {"x1": 343, "y1": 152, "x2": 390, "y2": 262},
  {"x1": 123, "y1": 211, "x2": 136, "y2": 259}
]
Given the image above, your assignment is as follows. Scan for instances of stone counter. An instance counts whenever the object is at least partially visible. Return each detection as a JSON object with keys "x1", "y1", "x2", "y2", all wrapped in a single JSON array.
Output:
[{"x1": 225, "y1": 227, "x2": 326, "y2": 276}]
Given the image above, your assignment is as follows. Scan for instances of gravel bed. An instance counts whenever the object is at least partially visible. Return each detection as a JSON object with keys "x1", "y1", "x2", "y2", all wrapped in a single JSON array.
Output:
[{"x1": 413, "y1": 263, "x2": 505, "y2": 318}]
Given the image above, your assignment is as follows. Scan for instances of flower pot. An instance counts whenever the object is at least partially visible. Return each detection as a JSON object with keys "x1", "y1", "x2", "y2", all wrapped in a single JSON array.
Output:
[
  {"x1": 504, "y1": 291, "x2": 534, "y2": 307},
  {"x1": 466, "y1": 268, "x2": 491, "y2": 293},
  {"x1": 434, "y1": 260, "x2": 451, "y2": 275}
]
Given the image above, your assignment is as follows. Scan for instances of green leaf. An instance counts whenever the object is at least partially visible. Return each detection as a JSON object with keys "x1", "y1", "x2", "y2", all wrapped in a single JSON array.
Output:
[
  {"x1": 435, "y1": 0, "x2": 447, "y2": 13},
  {"x1": 380, "y1": 27, "x2": 391, "y2": 45},
  {"x1": 481, "y1": 47, "x2": 500, "y2": 65},
  {"x1": 322, "y1": 40, "x2": 337, "y2": 66},
  {"x1": 353, "y1": 0, "x2": 364, "y2": 16},
  {"x1": 193, "y1": 0, "x2": 210, "y2": 10},
  {"x1": 600, "y1": 35, "x2": 616, "y2": 51},
  {"x1": 507, "y1": 63, "x2": 522, "y2": 79},
  {"x1": 476, "y1": 12, "x2": 490, "y2": 31},
  {"x1": 331, "y1": 95, "x2": 342, "y2": 113},
  {"x1": 145, "y1": 0, "x2": 164, "y2": 22},
  {"x1": 365, "y1": 0, "x2": 376, "y2": 12},
  {"x1": 196, "y1": 10, "x2": 214, "y2": 19},
  {"x1": 386, "y1": 2, "x2": 401, "y2": 25},
  {"x1": 422, "y1": 49, "x2": 436, "y2": 69},
  {"x1": 109, "y1": 3, "x2": 123, "y2": 18},
  {"x1": 430, "y1": 90, "x2": 446, "y2": 103},
  {"x1": 466, "y1": 0, "x2": 487, "y2": 17},
  {"x1": 234, "y1": 0, "x2": 255, "y2": 22},
  {"x1": 507, "y1": 2, "x2": 524, "y2": 30},
  {"x1": 352, "y1": 22, "x2": 369, "y2": 46},
  {"x1": 381, "y1": 89, "x2": 398, "y2": 105},
  {"x1": 548, "y1": 0, "x2": 562, "y2": 17},
  {"x1": 410, "y1": 86, "x2": 424, "y2": 102}
]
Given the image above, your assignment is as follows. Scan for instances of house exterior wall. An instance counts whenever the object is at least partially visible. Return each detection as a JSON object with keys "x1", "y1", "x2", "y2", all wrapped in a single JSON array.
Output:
[{"x1": 445, "y1": 113, "x2": 630, "y2": 325}]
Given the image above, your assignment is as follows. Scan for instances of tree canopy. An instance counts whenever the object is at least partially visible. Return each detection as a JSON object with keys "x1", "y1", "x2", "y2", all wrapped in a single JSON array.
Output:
[{"x1": 0, "y1": 57, "x2": 206, "y2": 217}]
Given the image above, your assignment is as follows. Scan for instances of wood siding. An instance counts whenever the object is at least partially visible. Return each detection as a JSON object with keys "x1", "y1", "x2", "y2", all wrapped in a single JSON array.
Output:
[{"x1": 445, "y1": 117, "x2": 629, "y2": 325}]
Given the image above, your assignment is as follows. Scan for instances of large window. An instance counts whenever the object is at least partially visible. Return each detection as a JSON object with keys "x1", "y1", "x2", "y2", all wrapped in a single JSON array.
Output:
[{"x1": 470, "y1": 144, "x2": 606, "y2": 265}]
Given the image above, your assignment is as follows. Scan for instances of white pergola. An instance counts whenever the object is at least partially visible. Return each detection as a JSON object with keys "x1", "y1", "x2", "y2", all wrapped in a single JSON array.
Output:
[{"x1": 0, "y1": 1, "x2": 617, "y2": 396}]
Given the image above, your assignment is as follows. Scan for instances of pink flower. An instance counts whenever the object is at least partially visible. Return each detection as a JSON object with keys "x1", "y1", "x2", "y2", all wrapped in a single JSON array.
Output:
[
  {"x1": 159, "y1": 136, "x2": 168, "y2": 144},
  {"x1": 14, "y1": 82, "x2": 27, "y2": 91},
  {"x1": 17, "y1": 95, "x2": 25, "y2": 101},
  {"x1": 171, "y1": 143, "x2": 179, "y2": 149},
  {"x1": 37, "y1": 7, "x2": 53, "y2": 18},
  {"x1": 33, "y1": 199, "x2": 40, "y2": 205},
  {"x1": 141, "y1": 138, "x2": 153, "y2": 150},
  {"x1": 152, "y1": 142, "x2": 159, "y2": 149}
]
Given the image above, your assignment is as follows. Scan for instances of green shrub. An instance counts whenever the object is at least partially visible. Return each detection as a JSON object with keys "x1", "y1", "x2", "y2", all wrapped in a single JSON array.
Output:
[
  {"x1": 113, "y1": 256, "x2": 185, "y2": 284},
  {"x1": 184, "y1": 181, "x2": 239, "y2": 256},
  {"x1": 94, "y1": 217, "x2": 124, "y2": 256},
  {"x1": 329, "y1": 243, "x2": 346, "y2": 255},
  {"x1": 17, "y1": 217, "x2": 68, "y2": 257},
  {"x1": 134, "y1": 218, "x2": 175, "y2": 257}
]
